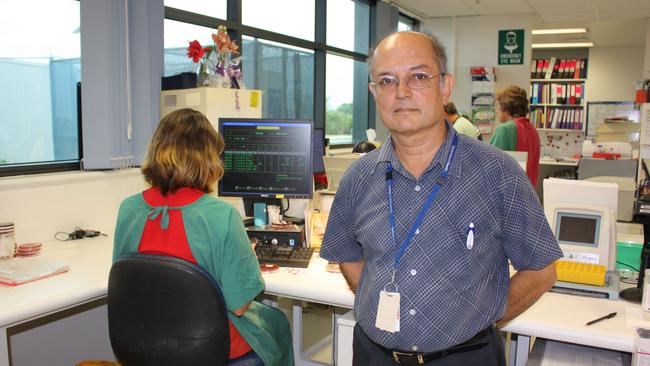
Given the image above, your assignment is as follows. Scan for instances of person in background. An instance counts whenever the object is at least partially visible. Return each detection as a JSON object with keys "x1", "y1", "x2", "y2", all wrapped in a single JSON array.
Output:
[
  {"x1": 320, "y1": 31, "x2": 561, "y2": 366},
  {"x1": 112, "y1": 108, "x2": 293, "y2": 366},
  {"x1": 490, "y1": 86, "x2": 540, "y2": 188},
  {"x1": 443, "y1": 101, "x2": 481, "y2": 139}
]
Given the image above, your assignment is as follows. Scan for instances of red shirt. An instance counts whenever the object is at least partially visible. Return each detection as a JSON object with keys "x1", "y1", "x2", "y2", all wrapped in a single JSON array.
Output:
[
  {"x1": 514, "y1": 117, "x2": 541, "y2": 188},
  {"x1": 139, "y1": 187, "x2": 252, "y2": 359}
]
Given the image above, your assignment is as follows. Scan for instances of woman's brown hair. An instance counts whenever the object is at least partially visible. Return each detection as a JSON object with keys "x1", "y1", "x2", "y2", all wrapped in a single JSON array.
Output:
[
  {"x1": 495, "y1": 85, "x2": 529, "y2": 118},
  {"x1": 141, "y1": 108, "x2": 225, "y2": 195}
]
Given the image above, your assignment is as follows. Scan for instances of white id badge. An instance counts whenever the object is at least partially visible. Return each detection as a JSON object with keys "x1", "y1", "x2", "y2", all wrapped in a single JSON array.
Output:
[{"x1": 375, "y1": 290, "x2": 400, "y2": 333}]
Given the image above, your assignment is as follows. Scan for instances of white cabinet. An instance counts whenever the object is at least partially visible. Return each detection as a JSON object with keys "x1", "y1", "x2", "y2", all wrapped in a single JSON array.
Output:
[
  {"x1": 335, "y1": 310, "x2": 356, "y2": 366},
  {"x1": 160, "y1": 87, "x2": 263, "y2": 129}
]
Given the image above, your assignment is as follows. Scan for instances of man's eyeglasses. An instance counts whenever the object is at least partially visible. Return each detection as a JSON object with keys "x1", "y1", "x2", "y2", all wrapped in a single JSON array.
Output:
[{"x1": 369, "y1": 72, "x2": 444, "y2": 94}]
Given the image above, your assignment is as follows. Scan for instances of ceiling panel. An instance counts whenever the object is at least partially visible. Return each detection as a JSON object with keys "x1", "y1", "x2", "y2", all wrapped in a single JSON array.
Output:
[
  {"x1": 536, "y1": 11, "x2": 597, "y2": 23},
  {"x1": 392, "y1": 0, "x2": 477, "y2": 18},
  {"x1": 469, "y1": 0, "x2": 534, "y2": 15},
  {"x1": 526, "y1": 0, "x2": 594, "y2": 14},
  {"x1": 596, "y1": 9, "x2": 650, "y2": 20},
  {"x1": 594, "y1": 0, "x2": 650, "y2": 11},
  {"x1": 587, "y1": 18, "x2": 647, "y2": 46}
]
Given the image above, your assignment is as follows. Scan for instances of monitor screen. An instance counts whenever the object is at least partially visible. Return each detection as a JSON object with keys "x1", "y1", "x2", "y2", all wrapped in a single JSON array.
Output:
[
  {"x1": 218, "y1": 118, "x2": 313, "y2": 199},
  {"x1": 555, "y1": 212, "x2": 600, "y2": 247},
  {"x1": 313, "y1": 128, "x2": 325, "y2": 174}
]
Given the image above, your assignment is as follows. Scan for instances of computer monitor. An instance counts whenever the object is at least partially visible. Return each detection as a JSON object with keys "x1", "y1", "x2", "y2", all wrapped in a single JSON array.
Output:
[
  {"x1": 313, "y1": 128, "x2": 326, "y2": 174},
  {"x1": 543, "y1": 178, "x2": 617, "y2": 270},
  {"x1": 323, "y1": 154, "x2": 361, "y2": 191},
  {"x1": 218, "y1": 118, "x2": 314, "y2": 219}
]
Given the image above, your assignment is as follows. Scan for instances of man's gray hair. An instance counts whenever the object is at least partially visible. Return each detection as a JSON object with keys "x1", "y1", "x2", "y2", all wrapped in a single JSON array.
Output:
[{"x1": 367, "y1": 31, "x2": 448, "y2": 77}]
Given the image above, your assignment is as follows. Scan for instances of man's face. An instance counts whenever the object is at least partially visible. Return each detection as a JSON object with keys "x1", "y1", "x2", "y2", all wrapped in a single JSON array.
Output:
[{"x1": 368, "y1": 33, "x2": 452, "y2": 136}]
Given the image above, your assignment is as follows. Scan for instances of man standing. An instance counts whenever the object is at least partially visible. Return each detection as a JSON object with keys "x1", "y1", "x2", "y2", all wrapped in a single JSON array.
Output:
[
  {"x1": 320, "y1": 31, "x2": 562, "y2": 365},
  {"x1": 443, "y1": 102, "x2": 480, "y2": 139}
]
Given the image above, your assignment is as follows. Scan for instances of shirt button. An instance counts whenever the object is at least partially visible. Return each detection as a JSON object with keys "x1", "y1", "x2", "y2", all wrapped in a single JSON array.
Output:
[
  {"x1": 415, "y1": 185, "x2": 421, "y2": 192},
  {"x1": 410, "y1": 269, "x2": 417, "y2": 276},
  {"x1": 412, "y1": 346, "x2": 418, "y2": 351},
  {"x1": 415, "y1": 229, "x2": 420, "y2": 235},
  {"x1": 409, "y1": 309, "x2": 416, "y2": 315}
]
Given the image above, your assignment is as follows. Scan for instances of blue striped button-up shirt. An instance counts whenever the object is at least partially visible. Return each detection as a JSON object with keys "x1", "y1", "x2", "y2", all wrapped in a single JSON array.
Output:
[{"x1": 320, "y1": 123, "x2": 562, "y2": 353}]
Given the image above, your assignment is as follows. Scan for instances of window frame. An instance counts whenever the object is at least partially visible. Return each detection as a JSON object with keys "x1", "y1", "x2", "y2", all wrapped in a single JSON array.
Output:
[
  {"x1": 0, "y1": 6, "x2": 83, "y2": 177},
  {"x1": 398, "y1": 12, "x2": 418, "y2": 31},
  {"x1": 164, "y1": 0, "x2": 375, "y2": 145}
]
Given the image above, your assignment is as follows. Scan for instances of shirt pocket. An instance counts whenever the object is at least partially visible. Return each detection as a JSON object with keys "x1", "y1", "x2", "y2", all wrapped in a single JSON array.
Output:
[{"x1": 445, "y1": 217, "x2": 501, "y2": 292}]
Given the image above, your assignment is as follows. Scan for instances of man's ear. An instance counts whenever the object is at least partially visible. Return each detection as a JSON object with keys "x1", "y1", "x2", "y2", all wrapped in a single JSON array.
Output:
[
  {"x1": 368, "y1": 83, "x2": 377, "y2": 99},
  {"x1": 441, "y1": 74, "x2": 455, "y2": 104}
]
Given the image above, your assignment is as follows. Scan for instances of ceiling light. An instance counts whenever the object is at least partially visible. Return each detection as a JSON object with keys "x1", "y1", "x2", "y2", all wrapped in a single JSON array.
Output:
[
  {"x1": 531, "y1": 42, "x2": 594, "y2": 49},
  {"x1": 532, "y1": 28, "x2": 587, "y2": 35}
]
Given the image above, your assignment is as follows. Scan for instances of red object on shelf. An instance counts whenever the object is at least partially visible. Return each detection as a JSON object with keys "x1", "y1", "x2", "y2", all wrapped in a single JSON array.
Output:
[{"x1": 592, "y1": 152, "x2": 621, "y2": 160}]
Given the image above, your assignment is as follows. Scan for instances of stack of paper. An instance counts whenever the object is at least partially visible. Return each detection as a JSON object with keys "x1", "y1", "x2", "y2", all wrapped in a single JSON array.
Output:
[{"x1": 0, "y1": 258, "x2": 69, "y2": 286}]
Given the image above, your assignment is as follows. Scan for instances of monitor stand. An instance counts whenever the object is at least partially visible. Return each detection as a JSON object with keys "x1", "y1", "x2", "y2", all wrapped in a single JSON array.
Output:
[{"x1": 619, "y1": 246, "x2": 650, "y2": 303}]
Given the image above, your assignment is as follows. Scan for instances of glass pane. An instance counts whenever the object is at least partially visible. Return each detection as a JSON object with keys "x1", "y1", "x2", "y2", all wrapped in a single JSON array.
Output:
[
  {"x1": 327, "y1": 0, "x2": 369, "y2": 54},
  {"x1": 242, "y1": 36, "x2": 314, "y2": 120},
  {"x1": 164, "y1": 0, "x2": 227, "y2": 20},
  {"x1": 398, "y1": 15, "x2": 415, "y2": 32},
  {"x1": 326, "y1": 54, "x2": 368, "y2": 145},
  {"x1": 164, "y1": 19, "x2": 217, "y2": 77},
  {"x1": 242, "y1": 0, "x2": 314, "y2": 41},
  {"x1": 0, "y1": 0, "x2": 81, "y2": 165}
]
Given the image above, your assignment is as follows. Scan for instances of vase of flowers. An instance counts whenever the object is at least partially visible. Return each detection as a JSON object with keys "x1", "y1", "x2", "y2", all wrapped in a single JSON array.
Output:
[{"x1": 186, "y1": 25, "x2": 242, "y2": 89}]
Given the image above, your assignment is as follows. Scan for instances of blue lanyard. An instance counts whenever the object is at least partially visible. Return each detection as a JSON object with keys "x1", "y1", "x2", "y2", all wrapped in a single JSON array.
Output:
[{"x1": 386, "y1": 133, "x2": 459, "y2": 270}]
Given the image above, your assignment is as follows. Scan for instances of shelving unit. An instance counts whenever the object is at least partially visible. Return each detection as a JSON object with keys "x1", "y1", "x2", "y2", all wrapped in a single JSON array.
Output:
[
  {"x1": 529, "y1": 77, "x2": 586, "y2": 131},
  {"x1": 470, "y1": 66, "x2": 496, "y2": 138}
]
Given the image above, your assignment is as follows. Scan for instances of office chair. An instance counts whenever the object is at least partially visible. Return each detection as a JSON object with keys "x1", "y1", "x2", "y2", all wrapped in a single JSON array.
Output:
[{"x1": 107, "y1": 253, "x2": 263, "y2": 366}]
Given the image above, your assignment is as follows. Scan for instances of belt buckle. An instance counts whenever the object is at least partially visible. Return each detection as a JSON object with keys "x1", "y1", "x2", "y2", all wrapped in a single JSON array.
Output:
[{"x1": 392, "y1": 351, "x2": 425, "y2": 365}]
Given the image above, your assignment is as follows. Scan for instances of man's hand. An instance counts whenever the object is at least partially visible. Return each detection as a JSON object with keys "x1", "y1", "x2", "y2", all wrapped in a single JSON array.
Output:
[
  {"x1": 339, "y1": 260, "x2": 365, "y2": 293},
  {"x1": 497, "y1": 262, "x2": 557, "y2": 328}
]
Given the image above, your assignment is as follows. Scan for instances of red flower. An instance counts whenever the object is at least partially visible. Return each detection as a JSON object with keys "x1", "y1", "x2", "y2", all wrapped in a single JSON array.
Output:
[{"x1": 186, "y1": 40, "x2": 205, "y2": 63}]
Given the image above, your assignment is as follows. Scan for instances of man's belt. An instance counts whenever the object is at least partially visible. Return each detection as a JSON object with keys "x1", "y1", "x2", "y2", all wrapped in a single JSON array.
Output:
[{"x1": 373, "y1": 326, "x2": 492, "y2": 365}]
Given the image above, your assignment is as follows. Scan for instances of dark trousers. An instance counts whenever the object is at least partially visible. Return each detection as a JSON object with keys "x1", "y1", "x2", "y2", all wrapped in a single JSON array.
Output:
[{"x1": 352, "y1": 324, "x2": 506, "y2": 366}]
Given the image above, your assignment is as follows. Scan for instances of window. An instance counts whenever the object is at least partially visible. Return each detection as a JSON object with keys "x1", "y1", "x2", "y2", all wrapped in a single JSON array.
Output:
[
  {"x1": 242, "y1": 37, "x2": 314, "y2": 120},
  {"x1": 325, "y1": 54, "x2": 368, "y2": 144},
  {"x1": 326, "y1": 0, "x2": 369, "y2": 53},
  {"x1": 163, "y1": 19, "x2": 216, "y2": 77},
  {"x1": 0, "y1": 0, "x2": 81, "y2": 171},
  {"x1": 326, "y1": 0, "x2": 370, "y2": 144},
  {"x1": 164, "y1": 0, "x2": 373, "y2": 146},
  {"x1": 398, "y1": 13, "x2": 417, "y2": 32},
  {"x1": 164, "y1": 0, "x2": 227, "y2": 20},
  {"x1": 242, "y1": 0, "x2": 315, "y2": 41}
]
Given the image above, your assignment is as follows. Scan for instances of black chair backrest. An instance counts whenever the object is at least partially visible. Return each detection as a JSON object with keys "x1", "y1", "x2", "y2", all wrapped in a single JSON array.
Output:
[{"x1": 108, "y1": 253, "x2": 230, "y2": 366}]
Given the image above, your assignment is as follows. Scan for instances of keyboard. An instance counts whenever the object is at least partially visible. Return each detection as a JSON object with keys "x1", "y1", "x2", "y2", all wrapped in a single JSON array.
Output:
[{"x1": 255, "y1": 244, "x2": 314, "y2": 268}]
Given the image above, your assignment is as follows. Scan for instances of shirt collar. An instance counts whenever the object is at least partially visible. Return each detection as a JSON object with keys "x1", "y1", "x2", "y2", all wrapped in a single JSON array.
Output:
[{"x1": 372, "y1": 120, "x2": 463, "y2": 179}]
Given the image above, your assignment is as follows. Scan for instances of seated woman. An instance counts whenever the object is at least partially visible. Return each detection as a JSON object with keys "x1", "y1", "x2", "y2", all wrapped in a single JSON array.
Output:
[
  {"x1": 112, "y1": 108, "x2": 293, "y2": 366},
  {"x1": 490, "y1": 86, "x2": 540, "y2": 188}
]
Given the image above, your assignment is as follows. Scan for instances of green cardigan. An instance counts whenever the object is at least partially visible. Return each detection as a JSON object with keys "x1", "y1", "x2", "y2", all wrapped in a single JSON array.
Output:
[
  {"x1": 113, "y1": 193, "x2": 294, "y2": 366},
  {"x1": 489, "y1": 120, "x2": 517, "y2": 151}
]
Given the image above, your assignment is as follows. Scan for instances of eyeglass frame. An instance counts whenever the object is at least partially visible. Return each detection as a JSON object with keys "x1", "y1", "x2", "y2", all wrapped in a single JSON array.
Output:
[{"x1": 369, "y1": 72, "x2": 445, "y2": 93}]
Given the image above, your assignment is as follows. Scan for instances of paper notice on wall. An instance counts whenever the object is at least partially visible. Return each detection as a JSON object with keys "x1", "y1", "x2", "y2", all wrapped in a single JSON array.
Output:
[{"x1": 250, "y1": 91, "x2": 260, "y2": 108}]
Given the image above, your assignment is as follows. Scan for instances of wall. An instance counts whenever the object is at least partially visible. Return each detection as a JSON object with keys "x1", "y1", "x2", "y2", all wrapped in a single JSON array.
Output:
[
  {"x1": 643, "y1": 19, "x2": 650, "y2": 79},
  {"x1": 423, "y1": 15, "x2": 534, "y2": 116},
  {"x1": 587, "y1": 46, "x2": 644, "y2": 102}
]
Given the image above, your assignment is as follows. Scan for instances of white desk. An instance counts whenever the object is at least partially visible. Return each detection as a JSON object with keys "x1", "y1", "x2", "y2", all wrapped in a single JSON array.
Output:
[
  {"x1": 0, "y1": 237, "x2": 641, "y2": 366},
  {"x1": 0, "y1": 237, "x2": 352, "y2": 366},
  {"x1": 0, "y1": 236, "x2": 114, "y2": 366},
  {"x1": 503, "y1": 292, "x2": 635, "y2": 365}
]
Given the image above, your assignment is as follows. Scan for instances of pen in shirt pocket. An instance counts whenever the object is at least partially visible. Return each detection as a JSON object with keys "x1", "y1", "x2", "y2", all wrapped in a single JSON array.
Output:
[{"x1": 466, "y1": 223, "x2": 475, "y2": 250}]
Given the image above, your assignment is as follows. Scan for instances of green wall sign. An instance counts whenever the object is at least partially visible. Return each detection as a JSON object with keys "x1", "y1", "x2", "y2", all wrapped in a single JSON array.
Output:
[{"x1": 498, "y1": 29, "x2": 524, "y2": 65}]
